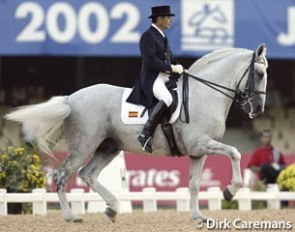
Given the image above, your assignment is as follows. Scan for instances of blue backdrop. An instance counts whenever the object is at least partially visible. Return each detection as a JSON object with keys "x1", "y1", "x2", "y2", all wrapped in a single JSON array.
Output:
[{"x1": 0, "y1": 0, "x2": 294, "y2": 58}]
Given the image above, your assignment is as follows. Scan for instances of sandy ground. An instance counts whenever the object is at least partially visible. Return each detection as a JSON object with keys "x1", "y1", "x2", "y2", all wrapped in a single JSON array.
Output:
[{"x1": 0, "y1": 209, "x2": 294, "y2": 232}]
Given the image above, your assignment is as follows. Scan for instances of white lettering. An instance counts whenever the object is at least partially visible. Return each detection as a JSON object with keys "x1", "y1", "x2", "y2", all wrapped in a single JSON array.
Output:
[
  {"x1": 15, "y1": 2, "x2": 140, "y2": 44},
  {"x1": 129, "y1": 170, "x2": 146, "y2": 187},
  {"x1": 277, "y1": 7, "x2": 295, "y2": 46},
  {"x1": 79, "y1": 3, "x2": 109, "y2": 44},
  {"x1": 147, "y1": 169, "x2": 157, "y2": 186},
  {"x1": 110, "y1": 2, "x2": 140, "y2": 43},
  {"x1": 207, "y1": 218, "x2": 216, "y2": 229},
  {"x1": 155, "y1": 170, "x2": 169, "y2": 187},
  {"x1": 207, "y1": 219, "x2": 231, "y2": 229},
  {"x1": 168, "y1": 170, "x2": 180, "y2": 187},
  {"x1": 15, "y1": 2, "x2": 45, "y2": 42},
  {"x1": 46, "y1": 3, "x2": 76, "y2": 43},
  {"x1": 127, "y1": 169, "x2": 181, "y2": 188}
]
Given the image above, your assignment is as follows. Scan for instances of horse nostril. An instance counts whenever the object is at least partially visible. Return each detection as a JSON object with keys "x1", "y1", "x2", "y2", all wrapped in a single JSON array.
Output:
[{"x1": 256, "y1": 105, "x2": 262, "y2": 112}]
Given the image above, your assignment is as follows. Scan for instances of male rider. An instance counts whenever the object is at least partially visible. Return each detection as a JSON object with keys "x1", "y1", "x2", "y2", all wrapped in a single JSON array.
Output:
[{"x1": 127, "y1": 5, "x2": 184, "y2": 153}]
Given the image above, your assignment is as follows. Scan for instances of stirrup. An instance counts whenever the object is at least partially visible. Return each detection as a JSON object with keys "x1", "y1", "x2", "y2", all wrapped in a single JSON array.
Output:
[{"x1": 138, "y1": 134, "x2": 153, "y2": 153}]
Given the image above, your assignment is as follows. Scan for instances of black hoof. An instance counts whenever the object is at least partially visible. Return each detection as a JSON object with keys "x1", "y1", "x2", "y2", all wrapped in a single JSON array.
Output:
[
  {"x1": 104, "y1": 207, "x2": 117, "y2": 223},
  {"x1": 223, "y1": 188, "x2": 234, "y2": 202},
  {"x1": 71, "y1": 218, "x2": 83, "y2": 223},
  {"x1": 65, "y1": 217, "x2": 83, "y2": 223}
]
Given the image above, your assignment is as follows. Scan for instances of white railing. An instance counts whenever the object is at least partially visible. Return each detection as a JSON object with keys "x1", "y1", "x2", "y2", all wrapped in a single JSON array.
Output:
[{"x1": 0, "y1": 185, "x2": 294, "y2": 216}]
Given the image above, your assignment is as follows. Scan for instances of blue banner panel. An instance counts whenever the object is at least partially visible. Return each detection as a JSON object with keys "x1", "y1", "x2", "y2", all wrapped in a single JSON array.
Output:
[{"x1": 0, "y1": 0, "x2": 294, "y2": 58}]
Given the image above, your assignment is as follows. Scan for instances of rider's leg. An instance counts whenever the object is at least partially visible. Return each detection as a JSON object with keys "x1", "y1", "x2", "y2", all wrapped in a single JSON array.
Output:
[
  {"x1": 152, "y1": 73, "x2": 173, "y2": 107},
  {"x1": 138, "y1": 73, "x2": 173, "y2": 153}
]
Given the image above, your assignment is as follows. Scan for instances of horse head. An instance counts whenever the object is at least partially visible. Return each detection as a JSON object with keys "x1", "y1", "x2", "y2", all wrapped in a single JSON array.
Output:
[{"x1": 237, "y1": 44, "x2": 268, "y2": 119}]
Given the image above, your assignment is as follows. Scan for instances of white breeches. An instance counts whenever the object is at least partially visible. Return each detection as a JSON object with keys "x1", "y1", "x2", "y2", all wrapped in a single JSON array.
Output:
[{"x1": 152, "y1": 72, "x2": 173, "y2": 107}]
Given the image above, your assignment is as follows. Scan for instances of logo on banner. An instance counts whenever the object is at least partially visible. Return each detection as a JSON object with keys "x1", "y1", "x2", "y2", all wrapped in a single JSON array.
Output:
[{"x1": 181, "y1": 0, "x2": 234, "y2": 51}]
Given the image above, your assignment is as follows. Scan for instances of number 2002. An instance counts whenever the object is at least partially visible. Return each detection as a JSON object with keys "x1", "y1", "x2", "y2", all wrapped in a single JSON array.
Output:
[{"x1": 15, "y1": 2, "x2": 141, "y2": 44}]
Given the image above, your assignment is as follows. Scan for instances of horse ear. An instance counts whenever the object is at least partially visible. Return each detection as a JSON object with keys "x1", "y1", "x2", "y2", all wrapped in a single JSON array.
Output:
[
  {"x1": 255, "y1": 44, "x2": 268, "y2": 74},
  {"x1": 255, "y1": 44, "x2": 267, "y2": 58}
]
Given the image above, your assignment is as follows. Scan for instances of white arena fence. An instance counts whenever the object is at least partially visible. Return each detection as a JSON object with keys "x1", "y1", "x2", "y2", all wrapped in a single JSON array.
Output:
[{"x1": 0, "y1": 185, "x2": 294, "y2": 216}]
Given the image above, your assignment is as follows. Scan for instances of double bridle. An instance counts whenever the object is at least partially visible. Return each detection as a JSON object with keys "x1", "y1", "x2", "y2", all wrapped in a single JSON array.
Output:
[{"x1": 181, "y1": 52, "x2": 266, "y2": 123}]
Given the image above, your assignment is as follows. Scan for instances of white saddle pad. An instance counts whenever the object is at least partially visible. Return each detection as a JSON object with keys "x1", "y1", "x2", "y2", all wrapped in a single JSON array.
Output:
[{"x1": 121, "y1": 88, "x2": 181, "y2": 125}]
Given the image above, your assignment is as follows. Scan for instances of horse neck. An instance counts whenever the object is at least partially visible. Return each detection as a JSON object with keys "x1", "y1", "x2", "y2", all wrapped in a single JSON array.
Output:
[{"x1": 184, "y1": 51, "x2": 252, "y2": 120}]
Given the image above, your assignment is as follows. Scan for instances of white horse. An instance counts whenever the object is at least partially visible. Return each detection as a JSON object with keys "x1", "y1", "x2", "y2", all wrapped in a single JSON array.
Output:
[{"x1": 6, "y1": 44, "x2": 268, "y2": 222}]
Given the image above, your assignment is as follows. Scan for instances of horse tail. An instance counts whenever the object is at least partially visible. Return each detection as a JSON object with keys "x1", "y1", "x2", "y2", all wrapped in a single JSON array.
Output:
[{"x1": 5, "y1": 96, "x2": 71, "y2": 155}]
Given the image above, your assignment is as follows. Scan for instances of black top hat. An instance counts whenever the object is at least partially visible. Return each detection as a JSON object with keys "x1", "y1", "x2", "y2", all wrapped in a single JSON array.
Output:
[{"x1": 148, "y1": 5, "x2": 175, "y2": 18}]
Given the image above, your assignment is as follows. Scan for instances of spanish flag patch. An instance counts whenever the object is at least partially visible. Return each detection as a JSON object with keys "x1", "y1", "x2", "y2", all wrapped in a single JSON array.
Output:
[{"x1": 128, "y1": 111, "x2": 138, "y2": 118}]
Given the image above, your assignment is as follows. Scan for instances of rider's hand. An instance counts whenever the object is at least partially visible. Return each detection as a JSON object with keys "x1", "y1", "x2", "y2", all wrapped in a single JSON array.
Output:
[{"x1": 171, "y1": 64, "x2": 184, "y2": 74}]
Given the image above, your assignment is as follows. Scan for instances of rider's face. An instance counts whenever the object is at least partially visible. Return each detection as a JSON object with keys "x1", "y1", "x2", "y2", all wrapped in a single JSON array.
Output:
[{"x1": 157, "y1": 16, "x2": 173, "y2": 30}]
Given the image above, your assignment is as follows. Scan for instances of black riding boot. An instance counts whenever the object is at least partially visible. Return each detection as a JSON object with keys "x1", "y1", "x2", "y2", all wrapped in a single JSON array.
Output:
[
  {"x1": 161, "y1": 122, "x2": 182, "y2": 156},
  {"x1": 138, "y1": 100, "x2": 168, "y2": 153}
]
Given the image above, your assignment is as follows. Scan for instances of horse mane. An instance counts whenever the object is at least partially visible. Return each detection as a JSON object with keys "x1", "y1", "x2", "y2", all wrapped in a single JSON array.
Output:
[{"x1": 189, "y1": 48, "x2": 251, "y2": 72}]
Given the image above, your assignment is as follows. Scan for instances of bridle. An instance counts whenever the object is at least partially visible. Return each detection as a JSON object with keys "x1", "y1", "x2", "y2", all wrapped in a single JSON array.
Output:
[{"x1": 181, "y1": 52, "x2": 266, "y2": 123}]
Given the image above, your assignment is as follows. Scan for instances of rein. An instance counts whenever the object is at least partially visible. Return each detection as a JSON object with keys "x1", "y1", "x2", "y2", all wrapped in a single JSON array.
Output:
[{"x1": 180, "y1": 52, "x2": 266, "y2": 123}]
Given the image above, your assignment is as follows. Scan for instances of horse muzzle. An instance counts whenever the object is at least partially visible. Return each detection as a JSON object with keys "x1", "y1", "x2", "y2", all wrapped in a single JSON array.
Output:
[
  {"x1": 250, "y1": 101, "x2": 265, "y2": 118},
  {"x1": 241, "y1": 97, "x2": 264, "y2": 119}
]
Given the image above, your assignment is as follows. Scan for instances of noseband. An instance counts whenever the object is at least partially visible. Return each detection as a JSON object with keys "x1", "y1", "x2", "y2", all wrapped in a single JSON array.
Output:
[{"x1": 181, "y1": 52, "x2": 266, "y2": 123}]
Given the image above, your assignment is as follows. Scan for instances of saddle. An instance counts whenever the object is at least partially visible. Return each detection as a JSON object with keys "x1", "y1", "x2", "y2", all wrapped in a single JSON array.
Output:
[{"x1": 121, "y1": 77, "x2": 183, "y2": 157}]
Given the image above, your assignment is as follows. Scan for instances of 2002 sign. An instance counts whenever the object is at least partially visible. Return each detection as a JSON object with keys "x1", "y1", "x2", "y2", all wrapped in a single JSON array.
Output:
[{"x1": 15, "y1": 2, "x2": 141, "y2": 44}]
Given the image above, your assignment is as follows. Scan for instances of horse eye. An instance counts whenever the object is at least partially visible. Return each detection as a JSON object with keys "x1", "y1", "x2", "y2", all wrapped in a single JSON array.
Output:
[{"x1": 256, "y1": 72, "x2": 264, "y2": 80}]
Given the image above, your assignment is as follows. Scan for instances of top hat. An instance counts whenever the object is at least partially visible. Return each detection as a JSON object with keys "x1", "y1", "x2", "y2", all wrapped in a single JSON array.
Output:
[{"x1": 148, "y1": 5, "x2": 175, "y2": 18}]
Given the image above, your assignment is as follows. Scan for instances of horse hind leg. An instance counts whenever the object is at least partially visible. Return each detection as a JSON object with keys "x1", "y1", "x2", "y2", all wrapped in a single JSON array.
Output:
[
  {"x1": 53, "y1": 150, "x2": 91, "y2": 222},
  {"x1": 53, "y1": 127, "x2": 99, "y2": 222},
  {"x1": 78, "y1": 138, "x2": 120, "y2": 222}
]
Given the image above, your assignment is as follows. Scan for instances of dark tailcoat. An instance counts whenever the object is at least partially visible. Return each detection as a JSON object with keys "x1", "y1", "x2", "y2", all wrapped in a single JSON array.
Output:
[{"x1": 126, "y1": 26, "x2": 177, "y2": 107}]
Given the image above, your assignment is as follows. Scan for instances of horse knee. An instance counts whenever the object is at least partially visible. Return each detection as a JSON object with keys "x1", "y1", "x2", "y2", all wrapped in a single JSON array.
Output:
[{"x1": 230, "y1": 147, "x2": 241, "y2": 161}]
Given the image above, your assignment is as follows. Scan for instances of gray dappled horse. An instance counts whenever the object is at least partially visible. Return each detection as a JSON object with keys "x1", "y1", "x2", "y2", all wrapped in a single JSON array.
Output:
[{"x1": 6, "y1": 44, "x2": 268, "y2": 222}]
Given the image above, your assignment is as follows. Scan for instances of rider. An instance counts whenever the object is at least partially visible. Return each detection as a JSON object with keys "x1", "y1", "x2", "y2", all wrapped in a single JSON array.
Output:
[{"x1": 127, "y1": 5, "x2": 184, "y2": 153}]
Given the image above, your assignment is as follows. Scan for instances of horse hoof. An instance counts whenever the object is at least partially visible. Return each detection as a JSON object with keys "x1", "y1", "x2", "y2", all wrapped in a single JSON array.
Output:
[
  {"x1": 223, "y1": 187, "x2": 233, "y2": 201},
  {"x1": 72, "y1": 217, "x2": 83, "y2": 223},
  {"x1": 104, "y1": 207, "x2": 117, "y2": 223},
  {"x1": 65, "y1": 217, "x2": 83, "y2": 223},
  {"x1": 192, "y1": 215, "x2": 212, "y2": 223}
]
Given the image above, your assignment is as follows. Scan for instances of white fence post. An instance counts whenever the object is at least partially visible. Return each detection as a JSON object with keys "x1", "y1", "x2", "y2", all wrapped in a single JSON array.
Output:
[
  {"x1": 267, "y1": 184, "x2": 280, "y2": 209},
  {"x1": 176, "y1": 187, "x2": 189, "y2": 212},
  {"x1": 118, "y1": 189, "x2": 133, "y2": 213},
  {"x1": 32, "y1": 188, "x2": 47, "y2": 215},
  {"x1": 143, "y1": 187, "x2": 157, "y2": 213},
  {"x1": 208, "y1": 187, "x2": 221, "y2": 211},
  {"x1": 0, "y1": 189, "x2": 7, "y2": 216},
  {"x1": 238, "y1": 187, "x2": 251, "y2": 210},
  {"x1": 71, "y1": 188, "x2": 85, "y2": 215}
]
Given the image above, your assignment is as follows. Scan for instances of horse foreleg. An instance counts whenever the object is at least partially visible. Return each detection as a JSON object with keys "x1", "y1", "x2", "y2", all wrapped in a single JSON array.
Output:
[
  {"x1": 79, "y1": 144, "x2": 120, "y2": 222},
  {"x1": 203, "y1": 138, "x2": 243, "y2": 200},
  {"x1": 189, "y1": 155, "x2": 210, "y2": 221}
]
